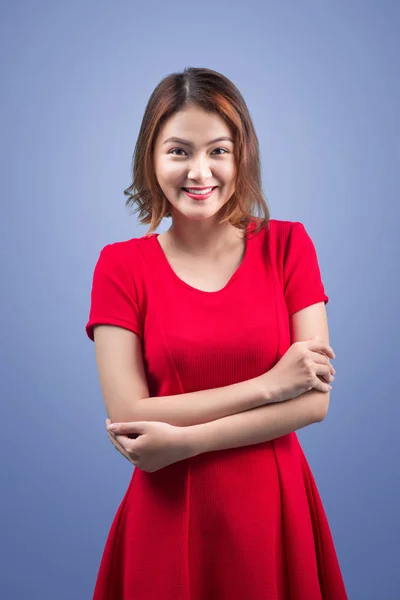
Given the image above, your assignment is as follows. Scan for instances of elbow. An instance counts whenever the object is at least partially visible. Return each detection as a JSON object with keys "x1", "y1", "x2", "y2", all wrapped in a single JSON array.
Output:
[{"x1": 316, "y1": 392, "x2": 330, "y2": 422}]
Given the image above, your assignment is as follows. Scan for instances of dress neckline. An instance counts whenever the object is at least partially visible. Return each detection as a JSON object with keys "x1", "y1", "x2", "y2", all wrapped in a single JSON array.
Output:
[{"x1": 150, "y1": 220, "x2": 257, "y2": 296}]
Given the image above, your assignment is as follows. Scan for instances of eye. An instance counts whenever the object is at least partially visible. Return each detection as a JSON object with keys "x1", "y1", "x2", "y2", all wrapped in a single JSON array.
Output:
[
  {"x1": 212, "y1": 148, "x2": 229, "y2": 155},
  {"x1": 169, "y1": 148, "x2": 186, "y2": 156},
  {"x1": 168, "y1": 147, "x2": 229, "y2": 156}
]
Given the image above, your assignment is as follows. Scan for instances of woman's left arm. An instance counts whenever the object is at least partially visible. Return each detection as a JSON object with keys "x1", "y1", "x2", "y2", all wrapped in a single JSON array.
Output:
[{"x1": 184, "y1": 388, "x2": 329, "y2": 456}]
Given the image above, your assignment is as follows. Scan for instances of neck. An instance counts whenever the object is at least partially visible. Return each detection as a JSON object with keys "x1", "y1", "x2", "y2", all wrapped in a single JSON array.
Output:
[{"x1": 167, "y1": 218, "x2": 245, "y2": 259}]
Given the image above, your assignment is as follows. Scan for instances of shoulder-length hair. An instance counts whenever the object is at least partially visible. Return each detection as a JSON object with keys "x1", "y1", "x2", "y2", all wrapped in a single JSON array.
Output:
[{"x1": 124, "y1": 66, "x2": 270, "y2": 238}]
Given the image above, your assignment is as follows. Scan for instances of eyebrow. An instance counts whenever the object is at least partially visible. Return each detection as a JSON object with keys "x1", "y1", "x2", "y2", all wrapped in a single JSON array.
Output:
[{"x1": 162, "y1": 136, "x2": 234, "y2": 147}]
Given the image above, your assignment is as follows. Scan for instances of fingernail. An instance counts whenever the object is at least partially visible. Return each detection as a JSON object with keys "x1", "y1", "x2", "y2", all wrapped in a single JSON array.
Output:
[{"x1": 107, "y1": 424, "x2": 116, "y2": 431}]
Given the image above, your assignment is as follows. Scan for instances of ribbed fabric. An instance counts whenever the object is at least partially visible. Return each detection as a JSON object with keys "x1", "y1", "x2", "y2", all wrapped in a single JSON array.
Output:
[{"x1": 85, "y1": 218, "x2": 348, "y2": 600}]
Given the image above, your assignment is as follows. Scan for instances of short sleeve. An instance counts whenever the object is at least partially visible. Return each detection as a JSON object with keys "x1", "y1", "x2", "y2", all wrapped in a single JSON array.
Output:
[
  {"x1": 85, "y1": 244, "x2": 142, "y2": 342},
  {"x1": 283, "y1": 222, "x2": 329, "y2": 317}
]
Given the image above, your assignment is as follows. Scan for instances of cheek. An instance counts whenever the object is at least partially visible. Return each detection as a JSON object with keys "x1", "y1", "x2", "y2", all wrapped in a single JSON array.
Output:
[
  {"x1": 157, "y1": 161, "x2": 183, "y2": 184},
  {"x1": 216, "y1": 157, "x2": 236, "y2": 176}
]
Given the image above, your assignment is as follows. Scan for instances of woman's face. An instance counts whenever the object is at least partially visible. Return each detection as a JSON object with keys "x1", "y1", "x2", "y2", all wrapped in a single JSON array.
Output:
[{"x1": 153, "y1": 105, "x2": 237, "y2": 222}]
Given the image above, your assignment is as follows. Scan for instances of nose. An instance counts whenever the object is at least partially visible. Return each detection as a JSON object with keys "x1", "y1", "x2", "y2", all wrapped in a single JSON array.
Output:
[{"x1": 187, "y1": 156, "x2": 212, "y2": 182}]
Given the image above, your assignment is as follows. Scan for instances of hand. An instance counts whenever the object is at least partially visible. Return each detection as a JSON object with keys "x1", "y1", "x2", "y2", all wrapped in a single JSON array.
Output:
[
  {"x1": 106, "y1": 419, "x2": 136, "y2": 466},
  {"x1": 105, "y1": 418, "x2": 194, "y2": 473},
  {"x1": 262, "y1": 336, "x2": 336, "y2": 403}
]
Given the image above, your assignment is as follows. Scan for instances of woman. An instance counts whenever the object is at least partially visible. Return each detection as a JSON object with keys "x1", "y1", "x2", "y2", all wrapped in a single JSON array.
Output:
[{"x1": 85, "y1": 66, "x2": 348, "y2": 599}]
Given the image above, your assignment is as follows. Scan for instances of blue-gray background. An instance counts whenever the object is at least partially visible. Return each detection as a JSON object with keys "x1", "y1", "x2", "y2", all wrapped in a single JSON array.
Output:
[{"x1": 1, "y1": 1, "x2": 398, "y2": 598}]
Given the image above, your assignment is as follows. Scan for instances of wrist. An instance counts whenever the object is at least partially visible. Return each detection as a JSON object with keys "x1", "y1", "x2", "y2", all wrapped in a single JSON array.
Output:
[
  {"x1": 181, "y1": 423, "x2": 210, "y2": 457},
  {"x1": 258, "y1": 373, "x2": 279, "y2": 405}
]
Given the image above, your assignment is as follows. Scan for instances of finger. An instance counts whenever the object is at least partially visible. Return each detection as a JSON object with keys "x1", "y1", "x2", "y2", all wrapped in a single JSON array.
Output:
[
  {"x1": 315, "y1": 364, "x2": 334, "y2": 383},
  {"x1": 106, "y1": 425, "x2": 137, "y2": 462},
  {"x1": 323, "y1": 342, "x2": 336, "y2": 359},
  {"x1": 314, "y1": 375, "x2": 332, "y2": 392},
  {"x1": 310, "y1": 350, "x2": 336, "y2": 374},
  {"x1": 114, "y1": 433, "x2": 141, "y2": 457},
  {"x1": 310, "y1": 337, "x2": 335, "y2": 359},
  {"x1": 107, "y1": 429, "x2": 128, "y2": 450},
  {"x1": 107, "y1": 430, "x2": 123, "y2": 449},
  {"x1": 107, "y1": 431, "x2": 136, "y2": 465},
  {"x1": 108, "y1": 431, "x2": 123, "y2": 454},
  {"x1": 107, "y1": 421, "x2": 147, "y2": 435}
]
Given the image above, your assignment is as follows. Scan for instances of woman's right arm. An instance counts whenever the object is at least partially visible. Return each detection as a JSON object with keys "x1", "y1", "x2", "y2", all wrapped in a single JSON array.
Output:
[{"x1": 93, "y1": 325, "x2": 273, "y2": 428}]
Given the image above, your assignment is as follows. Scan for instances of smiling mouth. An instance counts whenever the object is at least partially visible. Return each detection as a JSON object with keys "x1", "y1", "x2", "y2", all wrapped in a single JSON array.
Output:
[{"x1": 181, "y1": 186, "x2": 218, "y2": 193}]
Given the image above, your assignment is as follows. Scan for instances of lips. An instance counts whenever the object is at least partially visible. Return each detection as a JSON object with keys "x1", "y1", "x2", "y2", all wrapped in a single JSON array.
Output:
[{"x1": 181, "y1": 186, "x2": 218, "y2": 191}]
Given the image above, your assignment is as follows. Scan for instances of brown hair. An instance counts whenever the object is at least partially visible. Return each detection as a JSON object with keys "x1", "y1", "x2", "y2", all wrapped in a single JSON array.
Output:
[{"x1": 124, "y1": 66, "x2": 270, "y2": 238}]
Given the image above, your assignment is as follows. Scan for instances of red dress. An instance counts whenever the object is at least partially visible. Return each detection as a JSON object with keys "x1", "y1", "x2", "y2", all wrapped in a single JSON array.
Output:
[{"x1": 85, "y1": 218, "x2": 348, "y2": 600}]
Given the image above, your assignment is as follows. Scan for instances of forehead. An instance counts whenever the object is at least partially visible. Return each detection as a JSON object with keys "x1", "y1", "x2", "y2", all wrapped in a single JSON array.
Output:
[{"x1": 157, "y1": 107, "x2": 233, "y2": 142}]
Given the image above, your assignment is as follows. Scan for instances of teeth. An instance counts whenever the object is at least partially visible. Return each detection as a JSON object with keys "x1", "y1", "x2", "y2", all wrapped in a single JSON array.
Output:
[{"x1": 184, "y1": 187, "x2": 214, "y2": 195}]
